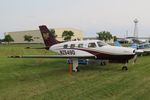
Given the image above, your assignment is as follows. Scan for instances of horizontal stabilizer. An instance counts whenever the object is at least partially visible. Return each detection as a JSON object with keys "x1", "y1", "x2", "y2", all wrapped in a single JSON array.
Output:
[{"x1": 25, "y1": 47, "x2": 49, "y2": 49}]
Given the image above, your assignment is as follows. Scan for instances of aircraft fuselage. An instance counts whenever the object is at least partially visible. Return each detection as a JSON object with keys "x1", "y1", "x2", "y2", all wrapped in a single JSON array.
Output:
[{"x1": 50, "y1": 40, "x2": 135, "y2": 63}]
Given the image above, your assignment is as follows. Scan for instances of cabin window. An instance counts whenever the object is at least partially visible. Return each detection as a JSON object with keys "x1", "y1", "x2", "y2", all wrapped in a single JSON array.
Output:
[
  {"x1": 88, "y1": 43, "x2": 96, "y2": 48},
  {"x1": 97, "y1": 41, "x2": 107, "y2": 47},
  {"x1": 70, "y1": 44, "x2": 75, "y2": 48},
  {"x1": 63, "y1": 44, "x2": 68, "y2": 48},
  {"x1": 78, "y1": 44, "x2": 83, "y2": 48}
]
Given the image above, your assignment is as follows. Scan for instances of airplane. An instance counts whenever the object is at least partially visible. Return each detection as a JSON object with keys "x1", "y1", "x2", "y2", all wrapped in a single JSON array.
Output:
[
  {"x1": 114, "y1": 41, "x2": 150, "y2": 54},
  {"x1": 133, "y1": 43, "x2": 150, "y2": 54},
  {"x1": 10, "y1": 25, "x2": 137, "y2": 72},
  {"x1": 132, "y1": 38, "x2": 148, "y2": 44}
]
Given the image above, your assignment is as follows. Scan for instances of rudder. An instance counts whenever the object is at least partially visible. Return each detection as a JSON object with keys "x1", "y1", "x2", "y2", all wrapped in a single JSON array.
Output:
[{"x1": 39, "y1": 25, "x2": 60, "y2": 49}]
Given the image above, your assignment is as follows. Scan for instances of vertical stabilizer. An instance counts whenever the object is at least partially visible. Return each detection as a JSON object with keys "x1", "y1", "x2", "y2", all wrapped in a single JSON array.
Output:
[{"x1": 39, "y1": 25, "x2": 60, "y2": 49}]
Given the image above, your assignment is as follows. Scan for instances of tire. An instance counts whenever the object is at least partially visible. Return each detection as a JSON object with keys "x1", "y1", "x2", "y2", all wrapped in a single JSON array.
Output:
[
  {"x1": 122, "y1": 66, "x2": 128, "y2": 71},
  {"x1": 76, "y1": 67, "x2": 80, "y2": 72}
]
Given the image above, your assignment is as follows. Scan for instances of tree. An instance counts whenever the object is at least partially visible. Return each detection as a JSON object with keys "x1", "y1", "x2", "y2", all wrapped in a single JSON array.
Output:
[
  {"x1": 3, "y1": 35, "x2": 14, "y2": 44},
  {"x1": 62, "y1": 31, "x2": 74, "y2": 41},
  {"x1": 24, "y1": 35, "x2": 33, "y2": 43},
  {"x1": 97, "y1": 31, "x2": 113, "y2": 42},
  {"x1": 113, "y1": 36, "x2": 117, "y2": 42},
  {"x1": 50, "y1": 29, "x2": 57, "y2": 38}
]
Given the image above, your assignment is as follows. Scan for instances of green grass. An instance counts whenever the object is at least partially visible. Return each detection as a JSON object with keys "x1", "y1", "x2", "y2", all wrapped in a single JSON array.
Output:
[{"x1": 0, "y1": 44, "x2": 150, "y2": 100}]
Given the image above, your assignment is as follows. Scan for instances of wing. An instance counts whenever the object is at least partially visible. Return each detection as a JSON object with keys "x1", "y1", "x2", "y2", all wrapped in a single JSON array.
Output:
[{"x1": 9, "y1": 55, "x2": 96, "y2": 59}]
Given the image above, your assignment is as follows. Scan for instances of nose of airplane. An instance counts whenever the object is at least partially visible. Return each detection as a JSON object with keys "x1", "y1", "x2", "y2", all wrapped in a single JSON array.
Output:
[
  {"x1": 128, "y1": 48, "x2": 136, "y2": 54},
  {"x1": 118, "y1": 46, "x2": 136, "y2": 55},
  {"x1": 108, "y1": 46, "x2": 136, "y2": 55},
  {"x1": 133, "y1": 49, "x2": 136, "y2": 53}
]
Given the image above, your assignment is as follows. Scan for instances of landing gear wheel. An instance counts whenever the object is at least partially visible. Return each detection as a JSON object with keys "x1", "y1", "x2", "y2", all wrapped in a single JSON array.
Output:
[
  {"x1": 76, "y1": 67, "x2": 80, "y2": 72},
  {"x1": 122, "y1": 66, "x2": 128, "y2": 71},
  {"x1": 72, "y1": 67, "x2": 80, "y2": 72},
  {"x1": 100, "y1": 62, "x2": 106, "y2": 66}
]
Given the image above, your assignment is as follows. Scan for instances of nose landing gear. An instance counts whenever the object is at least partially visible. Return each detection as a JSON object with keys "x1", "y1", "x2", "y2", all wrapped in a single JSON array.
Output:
[
  {"x1": 122, "y1": 62, "x2": 128, "y2": 71},
  {"x1": 122, "y1": 66, "x2": 128, "y2": 70}
]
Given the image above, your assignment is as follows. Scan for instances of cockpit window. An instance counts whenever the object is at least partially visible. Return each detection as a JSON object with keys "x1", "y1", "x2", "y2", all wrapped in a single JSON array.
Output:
[
  {"x1": 88, "y1": 43, "x2": 96, "y2": 48},
  {"x1": 70, "y1": 44, "x2": 75, "y2": 48},
  {"x1": 63, "y1": 44, "x2": 68, "y2": 48},
  {"x1": 97, "y1": 41, "x2": 107, "y2": 47},
  {"x1": 78, "y1": 44, "x2": 83, "y2": 48}
]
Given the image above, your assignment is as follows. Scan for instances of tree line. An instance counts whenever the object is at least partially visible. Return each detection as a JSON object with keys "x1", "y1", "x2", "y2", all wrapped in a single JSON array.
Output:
[{"x1": 1, "y1": 30, "x2": 117, "y2": 44}]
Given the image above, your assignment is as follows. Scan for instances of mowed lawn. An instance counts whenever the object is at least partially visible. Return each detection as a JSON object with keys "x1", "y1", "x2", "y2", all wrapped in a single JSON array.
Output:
[{"x1": 0, "y1": 44, "x2": 150, "y2": 100}]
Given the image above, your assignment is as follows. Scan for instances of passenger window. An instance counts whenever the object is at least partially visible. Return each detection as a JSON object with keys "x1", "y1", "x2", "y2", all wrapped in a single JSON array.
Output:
[
  {"x1": 88, "y1": 43, "x2": 96, "y2": 48},
  {"x1": 97, "y1": 41, "x2": 107, "y2": 47},
  {"x1": 70, "y1": 44, "x2": 75, "y2": 48},
  {"x1": 78, "y1": 44, "x2": 83, "y2": 48},
  {"x1": 63, "y1": 44, "x2": 68, "y2": 48}
]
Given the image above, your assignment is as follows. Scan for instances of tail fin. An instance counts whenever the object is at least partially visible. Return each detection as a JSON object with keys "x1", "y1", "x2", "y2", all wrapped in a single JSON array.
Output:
[{"x1": 39, "y1": 25, "x2": 60, "y2": 49}]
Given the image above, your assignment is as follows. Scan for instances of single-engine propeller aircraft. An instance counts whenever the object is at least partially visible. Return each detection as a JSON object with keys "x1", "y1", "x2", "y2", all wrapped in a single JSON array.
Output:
[
  {"x1": 11, "y1": 25, "x2": 137, "y2": 72},
  {"x1": 114, "y1": 41, "x2": 144, "y2": 54},
  {"x1": 114, "y1": 41, "x2": 150, "y2": 54},
  {"x1": 132, "y1": 43, "x2": 150, "y2": 54}
]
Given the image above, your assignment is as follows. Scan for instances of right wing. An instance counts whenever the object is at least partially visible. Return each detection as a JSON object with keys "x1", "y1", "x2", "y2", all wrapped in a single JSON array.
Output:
[{"x1": 9, "y1": 55, "x2": 96, "y2": 59}]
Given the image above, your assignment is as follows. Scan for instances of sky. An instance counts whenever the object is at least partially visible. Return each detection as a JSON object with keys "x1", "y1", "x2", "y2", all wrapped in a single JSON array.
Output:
[{"x1": 0, "y1": 0, "x2": 150, "y2": 39}]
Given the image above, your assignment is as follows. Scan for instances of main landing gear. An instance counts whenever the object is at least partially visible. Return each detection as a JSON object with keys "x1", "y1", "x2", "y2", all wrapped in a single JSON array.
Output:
[
  {"x1": 68, "y1": 58, "x2": 79, "y2": 73},
  {"x1": 122, "y1": 62, "x2": 128, "y2": 71}
]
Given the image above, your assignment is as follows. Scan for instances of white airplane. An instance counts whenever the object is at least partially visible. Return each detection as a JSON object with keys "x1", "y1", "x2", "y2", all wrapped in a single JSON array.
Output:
[
  {"x1": 136, "y1": 43, "x2": 150, "y2": 53},
  {"x1": 114, "y1": 41, "x2": 150, "y2": 54},
  {"x1": 114, "y1": 41, "x2": 144, "y2": 54},
  {"x1": 11, "y1": 25, "x2": 137, "y2": 72}
]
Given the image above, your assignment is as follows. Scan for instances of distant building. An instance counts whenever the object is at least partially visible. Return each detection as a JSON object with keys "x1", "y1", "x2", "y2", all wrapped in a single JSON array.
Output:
[
  {"x1": 133, "y1": 18, "x2": 139, "y2": 38},
  {"x1": 4, "y1": 28, "x2": 83, "y2": 43}
]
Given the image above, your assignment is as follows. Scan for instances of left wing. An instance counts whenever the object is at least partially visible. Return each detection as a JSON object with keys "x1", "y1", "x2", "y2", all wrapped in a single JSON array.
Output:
[{"x1": 9, "y1": 55, "x2": 96, "y2": 59}]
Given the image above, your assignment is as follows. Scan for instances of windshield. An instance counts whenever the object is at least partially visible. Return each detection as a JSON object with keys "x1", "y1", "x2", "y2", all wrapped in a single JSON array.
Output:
[{"x1": 97, "y1": 41, "x2": 107, "y2": 47}]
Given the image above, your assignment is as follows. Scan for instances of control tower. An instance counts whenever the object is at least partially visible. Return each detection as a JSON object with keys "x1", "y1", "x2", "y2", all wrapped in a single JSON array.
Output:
[{"x1": 133, "y1": 18, "x2": 138, "y2": 38}]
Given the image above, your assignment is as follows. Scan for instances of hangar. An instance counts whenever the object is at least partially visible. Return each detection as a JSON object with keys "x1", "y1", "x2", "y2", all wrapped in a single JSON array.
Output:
[{"x1": 4, "y1": 28, "x2": 83, "y2": 43}]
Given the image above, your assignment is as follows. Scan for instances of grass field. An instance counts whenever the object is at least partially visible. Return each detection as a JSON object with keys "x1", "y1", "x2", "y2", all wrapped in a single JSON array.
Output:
[{"x1": 0, "y1": 44, "x2": 150, "y2": 100}]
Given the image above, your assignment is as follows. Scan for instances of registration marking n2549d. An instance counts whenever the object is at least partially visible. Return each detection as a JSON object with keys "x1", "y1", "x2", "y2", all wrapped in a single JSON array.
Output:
[{"x1": 60, "y1": 50, "x2": 75, "y2": 55}]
